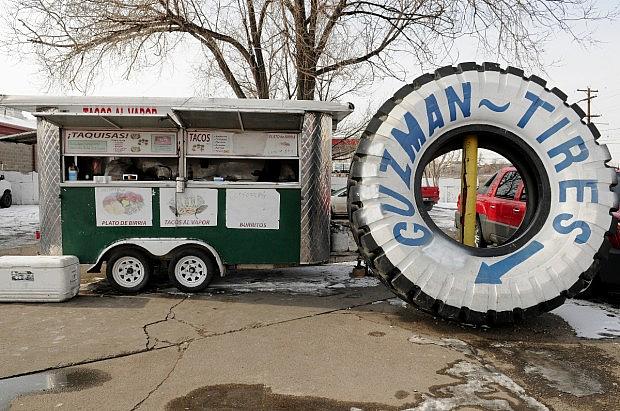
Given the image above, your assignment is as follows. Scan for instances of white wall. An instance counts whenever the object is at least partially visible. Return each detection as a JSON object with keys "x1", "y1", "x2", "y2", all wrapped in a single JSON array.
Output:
[{"x1": 2, "y1": 171, "x2": 39, "y2": 205}]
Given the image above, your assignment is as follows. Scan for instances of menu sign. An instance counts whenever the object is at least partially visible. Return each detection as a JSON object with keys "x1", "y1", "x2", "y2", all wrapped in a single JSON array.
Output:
[
  {"x1": 186, "y1": 131, "x2": 233, "y2": 155},
  {"x1": 159, "y1": 188, "x2": 218, "y2": 227},
  {"x1": 95, "y1": 187, "x2": 153, "y2": 227},
  {"x1": 226, "y1": 189, "x2": 280, "y2": 229},
  {"x1": 264, "y1": 133, "x2": 297, "y2": 156},
  {"x1": 186, "y1": 131, "x2": 297, "y2": 157},
  {"x1": 64, "y1": 130, "x2": 176, "y2": 156}
]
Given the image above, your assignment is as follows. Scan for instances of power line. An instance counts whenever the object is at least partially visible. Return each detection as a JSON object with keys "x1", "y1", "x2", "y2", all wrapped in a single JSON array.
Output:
[{"x1": 577, "y1": 87, "x2": 602, "y2": 124}]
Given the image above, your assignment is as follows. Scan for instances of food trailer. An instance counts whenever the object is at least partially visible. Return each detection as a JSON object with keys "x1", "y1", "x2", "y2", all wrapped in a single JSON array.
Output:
[{"x1": 0, "y1": 96, "x2": 352, "y2": 292}]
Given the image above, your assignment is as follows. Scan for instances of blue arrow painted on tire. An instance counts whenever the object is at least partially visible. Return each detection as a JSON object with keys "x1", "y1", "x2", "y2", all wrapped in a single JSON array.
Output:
[{"x1": 475, "y1": 241, "x2": 544, "y2": 284}]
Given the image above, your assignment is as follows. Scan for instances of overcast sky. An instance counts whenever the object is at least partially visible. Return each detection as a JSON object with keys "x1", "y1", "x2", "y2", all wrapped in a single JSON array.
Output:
[{"x1": 1, "y1": 1, "x2": 619, "y2": 166}]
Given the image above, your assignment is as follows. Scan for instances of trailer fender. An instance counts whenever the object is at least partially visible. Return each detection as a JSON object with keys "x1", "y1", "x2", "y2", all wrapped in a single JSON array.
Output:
[{"x1": 88, "y1": 238, "x2": 225, "y2": 276}]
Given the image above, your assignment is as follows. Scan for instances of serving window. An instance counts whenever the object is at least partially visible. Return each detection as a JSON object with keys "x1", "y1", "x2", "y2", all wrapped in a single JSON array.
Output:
[
  {"x1": 61, "y1": 129, "x2": 179, "y2": 182},
  {"x1": 185, "y1": 130, "x2": 300, "y2": 183}
]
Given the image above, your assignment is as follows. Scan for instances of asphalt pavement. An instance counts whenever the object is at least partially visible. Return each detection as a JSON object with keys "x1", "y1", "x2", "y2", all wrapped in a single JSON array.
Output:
[{"x1": 1, "y1": 266, "x2": 619, "y2": 411}]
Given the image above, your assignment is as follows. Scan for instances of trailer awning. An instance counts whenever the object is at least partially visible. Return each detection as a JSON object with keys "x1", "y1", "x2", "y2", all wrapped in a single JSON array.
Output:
[
  {"x1": 172, "y1": 107, "x2": 305, "y2": 131},
  {"x1": 31, "y1": 112, "x2": 180, "y2": 129}
]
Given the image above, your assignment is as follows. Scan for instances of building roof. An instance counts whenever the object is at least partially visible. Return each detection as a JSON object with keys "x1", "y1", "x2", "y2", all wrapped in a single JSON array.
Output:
[
  {"x1": 0, "y1": 112, "x2": 36, "y2": 135},
  {"x1": 0, "y1": 130, "x2": 38, "y2": 145}
]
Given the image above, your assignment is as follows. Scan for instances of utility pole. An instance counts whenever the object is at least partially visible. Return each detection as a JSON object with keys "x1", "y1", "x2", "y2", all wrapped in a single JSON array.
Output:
[{"x1": 577, "y1": 87, "x2": 601, "y2": 124}]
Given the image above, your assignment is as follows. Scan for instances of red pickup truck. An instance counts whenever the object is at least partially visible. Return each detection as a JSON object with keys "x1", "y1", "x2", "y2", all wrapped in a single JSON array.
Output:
[
  {"x1": 455, "y1": 166, "x2": 620, "y2": 294},
  {"x1": 456, "y1": 166, "x2": 525, "y2": 247},
  {"x1": 421, "y1": 186, "x2": 440, "y2": 211}
]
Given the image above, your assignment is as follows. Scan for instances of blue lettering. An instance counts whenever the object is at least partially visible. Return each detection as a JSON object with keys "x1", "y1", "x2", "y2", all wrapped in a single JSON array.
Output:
[
  {"x1": 536, "y1": 117, "x2": 570, "y2": 143},
  {"x1": 547, "y1": 136, "x2": 589, "y2": 172},
  {"x1": 391, "y1": 112, "x2": 426, "y2": 164},
  {"x1": 553, "y1": 213, "x2": 591, "y2": 244},
  {"x1": 379, "y1": 185, "x2": 415, "y2": 216},
  {"x1": 559, "y1": 180, "x2": 598, "y2": 203},
  {"x1": 393, "y1": 222, "x2": 432, "y2": 246},
  {"x1": 380, "y1": 149, "x2": 412, "y2": 189},
  {"x1": 425, "y1": 94, "x2": 445, "y2": 137},
  {"x1": 518, "y1": 91, "x2": 555, "y2": 128},
  {"x1": 446, "y1": 83, "x2": 471, "y2": 121}
]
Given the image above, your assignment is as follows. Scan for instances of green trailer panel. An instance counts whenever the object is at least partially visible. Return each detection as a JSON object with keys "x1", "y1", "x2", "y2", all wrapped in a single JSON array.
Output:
[{"x1": 61, "y1": 187, "x2": 301, "y2": 264}]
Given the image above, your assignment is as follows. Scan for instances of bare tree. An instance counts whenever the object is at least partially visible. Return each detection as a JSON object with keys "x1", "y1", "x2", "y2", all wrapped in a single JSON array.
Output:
[
  {"x1": 4, "y1": 0, "x2": 615, "y2": 100},
  {"x1": 423, "y1": 151, "x2": 459, "y2": 186}
]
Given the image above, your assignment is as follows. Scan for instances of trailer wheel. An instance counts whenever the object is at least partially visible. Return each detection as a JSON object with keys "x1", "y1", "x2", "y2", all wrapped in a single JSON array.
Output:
[
  {"x1": 168, "y1": 248, "x2": 215, "y2": 292},
  {"x1": 0, "y1": 191, "x2": 11, "y2": 208},
  {"x1": 106, "y1": 249, "x2": 151, "y2": 293},
  {"x1": 348, "y1": 62, "x2": 618, "y2": 325}
]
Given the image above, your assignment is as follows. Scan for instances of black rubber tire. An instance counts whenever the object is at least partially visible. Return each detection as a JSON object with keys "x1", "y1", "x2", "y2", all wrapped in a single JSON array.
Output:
[
  {"x1": 168, "y1": 247, "x2": 216, "y2": 293},
  {"x1": 106, "y1": 248, "x2": 151, "y2": 293},
  {"x1": 348, "y1": 62, "x2": 618, "y2": 326},
  {"x1": 0, "y1": 191, "x2": 11, "y2": 208},
  {"x1": 423, "y1": 201, "x2": 434, "y2": 211}
]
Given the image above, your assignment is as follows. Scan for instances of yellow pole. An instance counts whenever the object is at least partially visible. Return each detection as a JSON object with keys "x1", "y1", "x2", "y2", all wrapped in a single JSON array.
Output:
[{"x1": 461, "y1": 135, "x2": 478, "y2": 246}]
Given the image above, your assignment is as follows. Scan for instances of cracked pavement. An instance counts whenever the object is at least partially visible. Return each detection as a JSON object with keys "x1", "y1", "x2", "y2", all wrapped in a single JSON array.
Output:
[{"x1": 1, "y1": 272, "x2": 619, "y2": 410}]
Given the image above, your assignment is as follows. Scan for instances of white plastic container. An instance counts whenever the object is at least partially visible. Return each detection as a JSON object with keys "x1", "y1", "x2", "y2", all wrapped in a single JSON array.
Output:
[{"x1": 0, "y1": 256, "x2": 80, "y2": 302}]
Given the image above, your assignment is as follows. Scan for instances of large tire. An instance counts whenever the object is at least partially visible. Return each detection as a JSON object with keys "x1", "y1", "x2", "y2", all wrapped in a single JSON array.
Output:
[
  {"x1": 106, "y1": 248, "x2": 151, "y2": 293},
  {"x1": 348, "y1": 63, "x2": 618, "y2": 325},
  {"x1": 0, "y1": 191, "x2": 11, "y2": 208},
  {"x1": 168, "y1": 247, "x2": 216, "y2": 292}
]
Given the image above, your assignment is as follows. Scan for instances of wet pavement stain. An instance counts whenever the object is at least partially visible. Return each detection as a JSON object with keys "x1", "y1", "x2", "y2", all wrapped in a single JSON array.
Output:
[
  {"x1": 0, "y1": 368, "x2": 111, "y2": 410},
  {"x1": 521, "y1": 349, "x2": 603, "y2": 397},
  {"x1": 394, "y1": 390, "x2": 410, "y2": 399},
  {"x1": 166, "y1": 383, "x2": 420, "y2": 410}
]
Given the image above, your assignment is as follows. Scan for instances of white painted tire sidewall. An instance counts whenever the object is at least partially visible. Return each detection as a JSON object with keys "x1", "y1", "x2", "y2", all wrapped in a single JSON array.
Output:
[{"x1": 351, "y1": 68, "x2": 616, "y2": 314}]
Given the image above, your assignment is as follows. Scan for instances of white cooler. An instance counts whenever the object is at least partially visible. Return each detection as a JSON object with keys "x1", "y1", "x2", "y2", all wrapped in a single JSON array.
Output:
[{"x1": 0, "y1": 256, "x2": 80, "y2": 302}]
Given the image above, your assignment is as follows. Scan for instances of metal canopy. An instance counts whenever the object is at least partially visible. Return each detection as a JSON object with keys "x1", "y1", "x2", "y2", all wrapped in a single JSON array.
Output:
[
  {"x1": 173, "y1": 107, "x2": 305, "y2": 131},
  {"x1": 0, "y1": 95, "x2": 353, "y2": 126},
  {"x1": 31, "y1": 112, "x2": 179, "y2": 129}
]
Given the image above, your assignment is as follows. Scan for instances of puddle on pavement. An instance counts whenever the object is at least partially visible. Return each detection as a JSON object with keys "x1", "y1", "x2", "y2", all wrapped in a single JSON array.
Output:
[
  {"x1": 521, "y1": 349, "x2": 603, "y2": 397},
  {"x1": 0, "y1": 368, "x2": 110, "y2": 410},
  {"x1": 166, "y1": 383, "x2": 419, "y2": 410}
]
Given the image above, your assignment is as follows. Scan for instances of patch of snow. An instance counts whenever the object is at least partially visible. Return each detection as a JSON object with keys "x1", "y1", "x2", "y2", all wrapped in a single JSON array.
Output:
[
  {"x1": 0, "y1": 205, "x2": 39, "y2": 249},
  {"x1": 436, "y1": 202, "x2": 457, "y2": 210},
  {"x1": 428, "y1": 204, "x2": 457, "y2": 236},
  {"x1": 208, "y1": 262, "x2": 380, "y2": 295},
  {"x1": 387, "y1": 298, "x2": 408, "y2": 307},
  {"x1": 406, "y1": 360, "x2": 547, "y2": 411},
  {"x1": 408, "y1": 334, "x2": 477, "y2": 357},
  {"x1": 551, "y1": 299, "x2": 620, "y2": 339},
  {"x1": 407, "y1": 334, "x2": 547, "y2": 411}
]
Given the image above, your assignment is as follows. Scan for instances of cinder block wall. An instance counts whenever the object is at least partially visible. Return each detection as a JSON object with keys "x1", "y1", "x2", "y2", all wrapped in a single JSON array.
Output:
[{"x1": 0, "y1": 142, "x2": 36, "y2": 173}]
